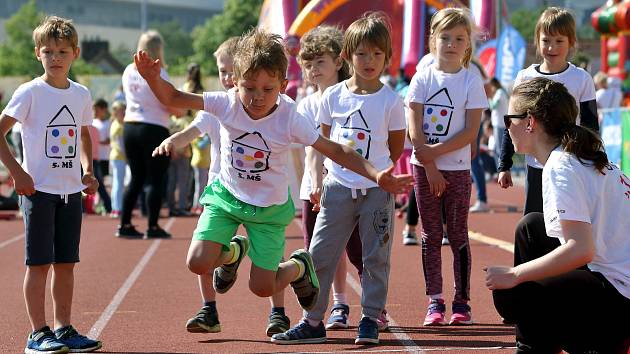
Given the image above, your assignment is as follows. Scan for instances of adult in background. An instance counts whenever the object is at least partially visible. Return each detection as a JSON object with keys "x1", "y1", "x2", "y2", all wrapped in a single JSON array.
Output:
[
  {"x1": 486, "y1": 77, "x2": 630, "y2": 353},
  {"x1": 117, "y1": 30, "x2": 183, "y2": 238}
]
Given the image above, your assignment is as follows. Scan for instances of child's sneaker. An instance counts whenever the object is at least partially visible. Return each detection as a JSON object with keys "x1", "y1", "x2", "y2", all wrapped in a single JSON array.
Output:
[
  {"x1": 449, "y1": 302, "x2": 473, "y2": 325},
  {"x1": 325, "y1": 303, "x2": 349, "y2": 329},
  {"x1": 266, "y1": 311, "x2": 290, "y2": 337},
  {"x1": 213, "y1": 235, "x2": 249, "y2": 294},
  {"x1": 376, "y1": 309, "x2": 389, "y2": 331},
  {"x1": 25, "y1": 326, "x2": 69, "y2": 354},
  {"x1": 185, "y1": 305, "x2": 221, "y2": 333},
  {"x1": 402, "y1": 231, "x2": 418, "y2": 245},
  {"x1": 423, "y1": 299, "x2": 447, "y2": 326},
  {"x1": 288, "y1": 249, "x2": 319, "y2": 311},
  {"x1": 355, "y1": 317, "x2": 379, "y2": 344},
  {"x1": 270, "y1": 320, "x2": 326, "y2": 344},
  {"x1": 54, "y1": 325, "x2": 102, "y2": 352},
  {"x1": 115, "y1": 224, "x2": 143, "y2": 238}
]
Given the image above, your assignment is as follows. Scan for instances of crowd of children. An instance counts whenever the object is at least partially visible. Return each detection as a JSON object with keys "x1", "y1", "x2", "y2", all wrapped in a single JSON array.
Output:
[{"x1": 0, "y1": 5, "x2": 629, "y2": 354}]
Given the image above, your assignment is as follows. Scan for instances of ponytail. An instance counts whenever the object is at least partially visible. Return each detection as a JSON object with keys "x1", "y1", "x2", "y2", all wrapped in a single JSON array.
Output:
[{"x1": 561, "y1": 125, "x2": 609, "y2": 173}]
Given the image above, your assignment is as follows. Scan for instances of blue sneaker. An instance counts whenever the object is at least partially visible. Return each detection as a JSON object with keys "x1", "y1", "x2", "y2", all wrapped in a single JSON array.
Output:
[
  {"x1": 270, "y1": 320, "x2": 326, "y2": 344},
  {"x1": 54, "y1": 326, "x2": 102, "y2": 353},
  {"x1": 325, "y1": 304, "x2": 350, "y2": 329},
  {"x1": 355, "y1": 317, "x2": 379, "y2": 345},
  {"x1": 213, "y1": 235, "x2": 249, "y2": 294},
  {"x1": 25, "y1": 326, "x2": 69, "y2": 354}
]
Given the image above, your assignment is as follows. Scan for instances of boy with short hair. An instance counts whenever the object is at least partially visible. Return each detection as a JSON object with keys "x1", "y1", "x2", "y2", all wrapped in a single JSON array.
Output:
[
  {"x1": 0, "y1": 16, "x2": 102, "y2": 353},
  {"x1": 134, "y1": 28, "x2": 411, "y2": 332}
]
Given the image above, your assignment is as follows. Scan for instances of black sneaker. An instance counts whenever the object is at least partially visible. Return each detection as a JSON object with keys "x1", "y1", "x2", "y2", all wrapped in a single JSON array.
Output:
[
  {"x1": 355, "y1": 317, "x2": 379, "y2": 344},
  {"x1": 266, "y1": 312, "x2": 290, "y2": 337},
  {"x1": 25, "y1": 326, "x2": 69, "y2": 354},
  {"x1": 288, "y1": 249, "x2": 319, "y2": 311},
  {"x1": 144, "y1": 226, "x2": 171, "y2": 239},
  {"x1": 213, "y1": 235, "x2": 249, "y2": 294},
  {"x1": 54, "y1": 325, "x2": 102, "y2": 352},
  {"x1": 116, "y1": 224, "x2": 143, "y2": 238},
  {"x1": 270, "y1": 320, "x2": 326, "y2": 344},
  {"x1": 185, "y1": 305, "x2": 221, "y2": 333}
]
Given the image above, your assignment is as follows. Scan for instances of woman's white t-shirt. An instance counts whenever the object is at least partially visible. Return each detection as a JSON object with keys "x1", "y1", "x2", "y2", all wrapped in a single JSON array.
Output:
[
  {"x1": 122, "y1": 63, "x2": 171, "y2": 128},
  {"x1": 406, "y1": 64, "x2": 489, "y2": 170},
  {"x1": 2, "y1": 78, "x2": 93, "y2": 194},
  {"x1": 543, "y1": 150, "x2": 630, "y2": 299},
  {"x1": 203, "y1": 89, "x2": 319, "y2": 207},
  {"x1": 317, "y1": 82, "x2": 406, "y2": 189}
]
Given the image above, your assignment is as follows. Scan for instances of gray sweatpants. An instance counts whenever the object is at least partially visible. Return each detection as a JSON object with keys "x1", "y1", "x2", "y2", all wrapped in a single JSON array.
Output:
[{"x1": 305, "y1": 178, "x2": 394, "y2": 322}]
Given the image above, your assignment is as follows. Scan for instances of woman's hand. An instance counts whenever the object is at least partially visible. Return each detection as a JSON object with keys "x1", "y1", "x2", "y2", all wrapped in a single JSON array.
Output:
[{"x1": 484, "y1": 266, "x2": 519, "y2": 290}]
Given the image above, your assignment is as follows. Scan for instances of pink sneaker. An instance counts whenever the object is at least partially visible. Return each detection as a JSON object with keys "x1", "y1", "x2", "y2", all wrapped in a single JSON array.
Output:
[
  {"x1": 376, "y1": 309, "x2": 389, "y2": 331},
  {"x1": 449, "y1": 302, "x2": 473, "y2": 325},
  {"x1": 423, "y1": 299, "x2": 446, "y2": 326}
]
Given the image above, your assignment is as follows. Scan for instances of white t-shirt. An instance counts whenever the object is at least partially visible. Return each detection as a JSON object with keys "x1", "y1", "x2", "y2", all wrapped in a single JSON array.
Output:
[
  {"x1": 515, "y1": 63, "x2": 596, "y2": 168},
  {"x1": 596, "y1": 87, "x2": 622, "y2": 110},
  {"x1": 543, "y1": 150, "x2": 630, "y2": 300},
  {"x1": 2, "y1": 78, "x2": 93, "y2": 194},
  {"x1": 489, "y1": 88, "x2": 508, "y2": 129},
  {"x1": 296, "y1": 93, "x2": 321, "y2": 200},
  {"x1": 406, "y1": 64, "x2": 489, "y2": 170},
  {"x1": 122, "y1": 64, "x2": 171, "y2": 128},
  {"x1": 190, "y1": 111, "x2": 221, "y2": 182},
  {"x1": 92, "y1": 118, "x2": 111, "y2": 160},
  {"x1": 203, "y1": 89, "x2": 319, "y2": 207},
  {"x1": 416, "y1": 53, "x2": 485, "y2": 79},
  {"x1": 318, "y1": 82, "x2": 406, "y2": 189}
]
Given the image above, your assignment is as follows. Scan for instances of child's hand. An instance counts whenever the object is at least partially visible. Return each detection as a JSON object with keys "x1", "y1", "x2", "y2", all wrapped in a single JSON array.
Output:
[
  {"x1": 134, "y1": 50, "x2": 161, "y2": 82},
  {"x1": 497, "y1": 171, "x2": 513, "y2": 189},
  {"x1": 309, "y1": 189, "x2": 321, "y2": 212},
  {"x1": 424, "y1": 164, "x2": 448, "y2": 197},
  {"x1": 414, "y1": 144, "x2": 437, "y2": 164},
  {"x1": 376, "y1": 166, "x2": 414, "y2": 194},
  {"x1": 484, "y1": 265, "x2": 519, "y2": 290},
  {"x1": 82, "y1": 173, "x2": 99, "y2": 195},
  {"x1": 152, "y1": 139, "x2": 174, "y2": 157},
  {"x1": 12, "y1": 170, "x2": 35, "y2": 196}
]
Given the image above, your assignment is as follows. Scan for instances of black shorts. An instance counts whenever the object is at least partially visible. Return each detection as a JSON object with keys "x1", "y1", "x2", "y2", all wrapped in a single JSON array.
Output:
[{"x1": 20, "y1": 191, "x2": 82, "y2": 266}]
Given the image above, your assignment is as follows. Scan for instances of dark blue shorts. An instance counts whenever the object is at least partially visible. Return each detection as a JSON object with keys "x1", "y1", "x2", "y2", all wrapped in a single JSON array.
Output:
[{"x1": 20, "y1": 191, "x2": 82, "y2": 266}]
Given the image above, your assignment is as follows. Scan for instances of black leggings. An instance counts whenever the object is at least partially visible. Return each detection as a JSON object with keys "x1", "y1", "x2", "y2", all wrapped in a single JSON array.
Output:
[
  {"x1": 121, "y1": 122, "x2": 170, "y2": 227},
  {"x1": 523, "y1": 166, "x2": 543, "y2": 215},
  {"x1": 405, "y1": 188, "x2": 418, "y2": 226},
  {"x1": 493, "y1": 213, "x2": 630, "y2": 353}
]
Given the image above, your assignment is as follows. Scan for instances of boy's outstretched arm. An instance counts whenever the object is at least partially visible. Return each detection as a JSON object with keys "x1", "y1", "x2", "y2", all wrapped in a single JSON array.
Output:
[
  {"x1": 152, "y1": 124, "x2": 202, "y2": 157},
  {"x1": 310, "y1": 136, "x2": 413, "y2": 194},
  {"x1": 134, "y1": 50, "x2": 204, "y2": 111},
  {"x1": 0, "y1": 114, "x2": 35, "y2": 195}
]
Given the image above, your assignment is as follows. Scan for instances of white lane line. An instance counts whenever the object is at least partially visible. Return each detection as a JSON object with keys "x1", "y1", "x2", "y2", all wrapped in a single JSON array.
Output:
[
  {"x1": 468, "y1": 231, "x2": 514, "y2": 254},
  {"x1": 0, "y1": 233, "x2": 24, "y2": 249},
  {"x1": 88, "y1": 217, "x2": 175, "y2": 339},
  {"x1": 272, "y1": 347, "x2": 515, "y2": 354}
]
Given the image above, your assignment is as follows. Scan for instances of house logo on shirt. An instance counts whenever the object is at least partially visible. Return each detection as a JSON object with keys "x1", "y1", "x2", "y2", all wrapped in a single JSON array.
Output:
[
  {"x1": 231, "y1": 132, "x2": 270, "y2": 176},
  {"x1": 45, "y1": 105, "x2": 78, "y2": 167},
  {"x1": 424, "y1": 88, "x2": 454, "y2": 140},
  {"x1": 339, "y1": 109, "x2": 371, "y2": 161}
]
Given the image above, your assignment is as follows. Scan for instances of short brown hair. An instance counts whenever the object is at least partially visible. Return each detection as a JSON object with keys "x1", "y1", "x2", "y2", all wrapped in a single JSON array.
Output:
[
  {"x1": 233, "y1": 28, "x2": 287, "y2": 80},
  {"x1": 298, "y1": 25, "x2": 350, "y2": 82},
  {"x1": 535, "y1": 7, "x2": 577, "y2": 56},
  {"x1": 214, "y1": 36, "x2": 239, "y2": 59},
  {"x1": 429, "y1": 8, "x2": 475, "y2": 68},
  {"x1": 341, "y1": 12, "x2": 393, "y2": 66},
  {"x1": 33, "y1": 16, "x2": 78, "y2": 48},
  {"x1": 137, "y1": 30, "x2": 165, "y2": 66}
]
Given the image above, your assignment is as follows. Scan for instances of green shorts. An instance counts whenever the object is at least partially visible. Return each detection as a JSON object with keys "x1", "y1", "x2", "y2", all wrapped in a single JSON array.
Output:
[{"x1": 193, "y1": 179, "x2": 295, "y2": 271}]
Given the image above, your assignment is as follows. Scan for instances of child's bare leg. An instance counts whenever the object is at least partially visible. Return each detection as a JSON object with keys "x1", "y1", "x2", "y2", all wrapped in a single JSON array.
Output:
[
  {"x1": 51, "y1": 263, "x2": 74, "y2": 329},
  {"x1": 24, "y1": 265, "x2": 50, "y2": 331},
  {"x1": 198, "y1": 273, "x2": 216, "y2": 302},
  {"x1": 187, "y1": 239, "x2": 230, "y2": 275}
]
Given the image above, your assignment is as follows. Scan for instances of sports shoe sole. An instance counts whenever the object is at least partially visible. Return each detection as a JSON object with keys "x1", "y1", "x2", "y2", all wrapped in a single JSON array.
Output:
[
  {"x1": 270, "y1": 336, "x2": 327, "y2": 345},
  {"x1": 186, "y1": 320, "x2": 221, "y2": 333},
  {"x1": 423, "y1": 318, "x2": 447, "y2": 326},
  {"x1": 402, "y1": 237, "x2": 418, "y2": 245},
  {"x1": 355, "y1": 337, "x2": 379, "y2": 344},
  {"x1": 325, "y1": 321, "x2": 349, "y2": 330},
  {"x1": 64, "y1": 342, "x2": 103, "y2": 353},
  {"x1": 213, "y1": 235, "x2": 250, "y2": 294},
  {"x1": 25, "y1": 348, "x2": 69, "y2": 354},
  {"x1": 449, "y1": 318, "x2": 473, "y2": 325}
]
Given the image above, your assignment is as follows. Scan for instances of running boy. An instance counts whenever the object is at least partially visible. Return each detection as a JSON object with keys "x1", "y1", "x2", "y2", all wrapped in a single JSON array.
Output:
[
  {"x1": 0, "y1": 16, "x2": 102, "y2": 353},
  {"x1": 134, "y1": 28, "x2": 411, "y2": 326},
  {"x1": 153, "y1": 37, "x2": 292, "y2": 337}
]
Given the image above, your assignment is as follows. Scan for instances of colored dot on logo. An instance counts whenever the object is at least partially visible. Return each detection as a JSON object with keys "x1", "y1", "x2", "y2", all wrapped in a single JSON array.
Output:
[
  {"x1": 51, "y1": 146, "x2": 59, "y2": 153},
  {"x1": 356, "y1": 148, "x2": 363, "y2": 155},
  {"x1": 68, "y1": 129, "x2": 75, "y2": 137},
  {"x1": 431, "y1": 116, "x2": 437, "y2": 123},
  {"x1": 436, "y1": 124, "x2": 444, "y2": 131},
  {"x1": 254, "y1": 162, "x2": 264, "y2": 169},
  {"x1": 236, "y1": 147, "x2": 244, "y2": 154},
  {"x1": 244, "y1": 155, "x2": 254, "y2": 161},
  {"x1": 52, "y1": 129, "x2": 59, "y2": 137},
  {"x1": 68, "y1": 146, "x2": 74, "y2": 154},
  {"x1": 427, "y1": 108, "x2": 433, "y2": 114},
  {"x1": 342, "y1": 131, "x2": 349, "y2": 138},
  {"x1": 254, "y1": 151, "x2": 264, "y2": 158},
  {"x1": 423, "y1": 123, "x2": 429, "y2": 130},
  {"x1": 357, "y1": 132, "x2": 365, "y2": 140},
  {"x1": 441, "y1": 109, "x2": 448, "y2": 116},
  {"x1": 346, "y1": 140, "x2": 355, "y2": 147},
  {"x1": 61, "y1": 137, "x2": 68, "y2": 145},
  {"x1": 235, "y1": 160, "x2": 244, "y2": 167}
]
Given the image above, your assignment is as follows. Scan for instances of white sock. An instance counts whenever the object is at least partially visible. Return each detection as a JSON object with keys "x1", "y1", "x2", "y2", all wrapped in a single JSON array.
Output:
[
  {"x1": 306, "y1": 318, "x2": 320, "y2": 327},
  {"x1": 332, "y1": 292, "x2": 347, "y2": 305},
  {"x1": 429, "y1": 294, "x2": 443, "y2": 301}
]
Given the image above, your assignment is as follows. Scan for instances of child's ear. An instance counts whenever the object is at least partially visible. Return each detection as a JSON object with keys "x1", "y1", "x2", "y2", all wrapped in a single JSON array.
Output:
[
  {"x1": 73, "y1": 46, "x2": 81, "y2": 60},
  {"x1": 280, "y1": 79, "x2": 289, "y2": 93},
  {"x1": 34, "y1": 47, "x2": 42, "y2": 62}
]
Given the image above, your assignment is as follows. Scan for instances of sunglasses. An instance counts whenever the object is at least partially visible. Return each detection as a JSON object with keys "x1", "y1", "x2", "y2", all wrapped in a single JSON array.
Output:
[{"x1": 503, "y1": 113, "x2": 528, "y2": 129}]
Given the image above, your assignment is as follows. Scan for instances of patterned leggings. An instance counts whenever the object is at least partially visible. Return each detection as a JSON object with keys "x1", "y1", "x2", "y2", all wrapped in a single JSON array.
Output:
[{"x1": 413, "y1": 165, "x2": 472, "y2": 302}]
